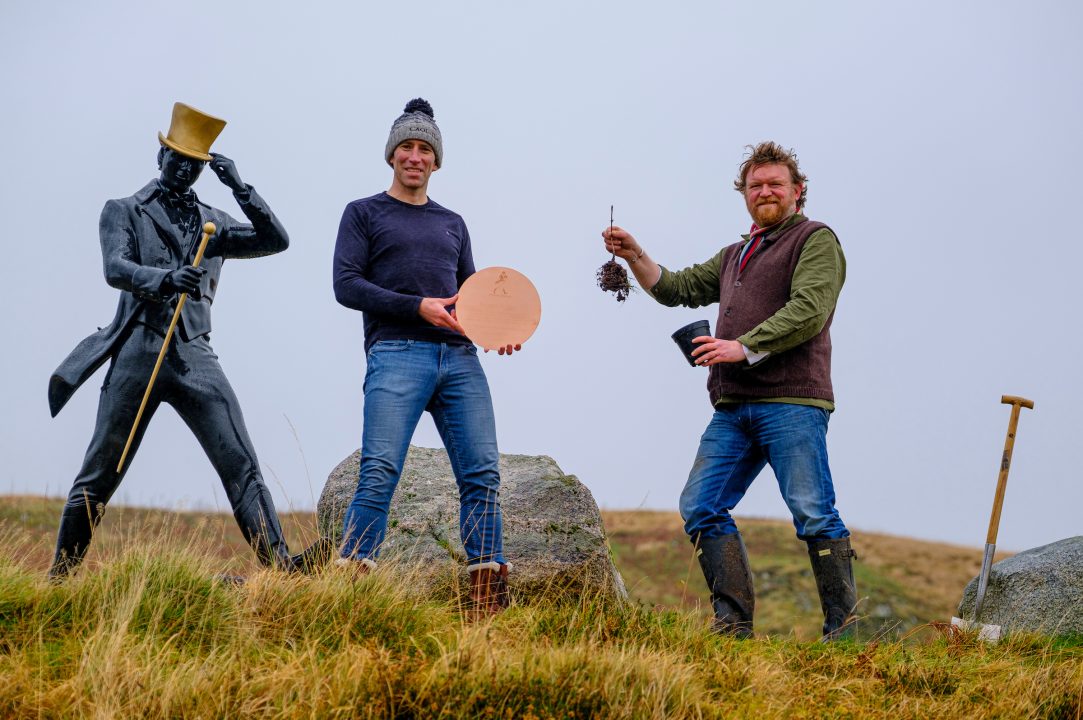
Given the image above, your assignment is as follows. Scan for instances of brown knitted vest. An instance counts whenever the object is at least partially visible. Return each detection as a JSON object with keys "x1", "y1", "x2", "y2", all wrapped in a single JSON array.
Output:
[{"x1": 707, "y1": 217, "x2": 838, "y2": 406}]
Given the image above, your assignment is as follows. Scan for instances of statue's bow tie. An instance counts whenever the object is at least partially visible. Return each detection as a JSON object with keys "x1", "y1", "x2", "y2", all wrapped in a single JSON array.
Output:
[{"x1": 161, "y1": 189, "x2": 197, "y2": 210}]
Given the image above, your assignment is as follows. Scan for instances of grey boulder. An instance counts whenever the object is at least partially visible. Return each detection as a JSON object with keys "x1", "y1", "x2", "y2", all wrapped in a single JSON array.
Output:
[
  {"x1": 317, "y1": 445, "x2": 627, "y2": 601},
  {"x1": 957, "y1": 536, "x2": 1083, "y2": 636}
]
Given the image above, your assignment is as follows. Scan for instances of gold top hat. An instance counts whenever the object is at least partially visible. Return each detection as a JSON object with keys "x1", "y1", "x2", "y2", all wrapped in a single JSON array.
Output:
[{"x1": 157, "y1": 102, "x2": 226, "y2": 161}]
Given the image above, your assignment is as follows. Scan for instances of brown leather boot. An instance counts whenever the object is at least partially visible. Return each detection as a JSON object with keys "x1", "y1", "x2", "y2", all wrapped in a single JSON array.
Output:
[{"x1": 467, "y1": 561, "x2": 511, "y2": 618}]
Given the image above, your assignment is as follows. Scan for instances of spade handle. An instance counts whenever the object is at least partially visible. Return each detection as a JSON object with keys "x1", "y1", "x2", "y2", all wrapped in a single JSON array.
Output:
[{"x1": 985, "y1": 395, "x2": 1033, "y2": 545}]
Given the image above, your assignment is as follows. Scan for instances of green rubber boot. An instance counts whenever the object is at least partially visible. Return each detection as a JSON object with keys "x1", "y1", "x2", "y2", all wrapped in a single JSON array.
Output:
[
  {"x1": 696, "y1": 533, "x2": 755, "y2": 638},
  {"x1": 807, "y1": 537, "x2": 858, "y2": 641}
]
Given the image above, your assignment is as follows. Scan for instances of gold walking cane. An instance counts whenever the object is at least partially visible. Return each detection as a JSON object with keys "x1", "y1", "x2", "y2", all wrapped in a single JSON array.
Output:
[{"x1": 116, "y1": 221, "x2": 216, "y2": 473}]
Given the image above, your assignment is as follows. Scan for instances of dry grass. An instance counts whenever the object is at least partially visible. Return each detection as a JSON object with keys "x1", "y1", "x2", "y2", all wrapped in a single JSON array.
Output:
[
  {"x1": 1, "y1": 496, "x2": 1080, "y2": 719},
  {"x1": 0, "y1": 494, "x2": 322, "y2": 577}
]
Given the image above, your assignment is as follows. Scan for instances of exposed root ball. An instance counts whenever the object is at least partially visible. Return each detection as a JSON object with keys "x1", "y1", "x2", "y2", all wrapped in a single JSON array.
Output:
[{"x1": 597, "y1": 259, "x2": 633, "y2": 302}]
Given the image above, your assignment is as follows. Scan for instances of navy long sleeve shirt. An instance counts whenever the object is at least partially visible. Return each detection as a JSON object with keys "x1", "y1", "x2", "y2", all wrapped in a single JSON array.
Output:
[{"x1": 333, "y1": 192, "x2": 475, "y2": 352}]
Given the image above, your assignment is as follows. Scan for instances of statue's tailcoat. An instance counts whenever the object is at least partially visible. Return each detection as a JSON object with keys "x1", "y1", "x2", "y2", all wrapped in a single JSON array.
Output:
[{"x1": 48, "y1": 180, "x2": 287, "y2": 416}]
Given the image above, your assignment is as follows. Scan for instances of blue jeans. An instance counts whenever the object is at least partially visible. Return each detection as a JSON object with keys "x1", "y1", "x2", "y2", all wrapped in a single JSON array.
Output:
[
  {"x1": 679, "y1": 403, "x2": 849, "y2": 542},
  {"x1": 341, "y1": 340, "x2": 505, "y2": 565}
]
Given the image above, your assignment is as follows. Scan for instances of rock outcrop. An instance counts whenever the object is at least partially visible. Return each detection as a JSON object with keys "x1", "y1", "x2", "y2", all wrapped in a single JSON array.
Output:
[
  {"x1": 317, "y1": 446, "x2": 627, "y2": 601},
  {"x1": 957, "y1": 536, "x2": 1083, "y2": 636}
]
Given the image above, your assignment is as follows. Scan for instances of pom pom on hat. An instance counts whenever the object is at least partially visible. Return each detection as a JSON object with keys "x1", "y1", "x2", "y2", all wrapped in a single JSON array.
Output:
[{"x1": 403, "y1": 98, "x2": 434, "y2": 118}]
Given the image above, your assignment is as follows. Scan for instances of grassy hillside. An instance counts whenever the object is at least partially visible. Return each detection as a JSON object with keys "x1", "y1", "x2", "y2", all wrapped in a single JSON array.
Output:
[
  {"x1": 4, "y1": 496, "x2": 1001, "y2": 640},
  {"x1": 1, "y1": 497, "x2": 1016, "y2": 640},
  {"x1": 1, "y1": 496, "x2": 1078, "y2": 719}
]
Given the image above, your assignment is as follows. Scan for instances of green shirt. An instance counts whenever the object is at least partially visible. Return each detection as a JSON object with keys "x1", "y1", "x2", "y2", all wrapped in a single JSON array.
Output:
[{"x1": 647, "y1": 214, "x2": 845, "y2": 410}]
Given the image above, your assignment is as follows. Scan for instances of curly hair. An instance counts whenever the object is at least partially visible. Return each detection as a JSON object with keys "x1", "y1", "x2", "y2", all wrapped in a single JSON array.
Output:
[{"x1": 733, "y1": 142, "x2": 808, "y2": 210}]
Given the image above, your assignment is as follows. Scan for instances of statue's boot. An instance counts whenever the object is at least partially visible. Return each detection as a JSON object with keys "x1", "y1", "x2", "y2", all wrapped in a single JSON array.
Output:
[
  {"x1": 233, "y1": 483, "x2": 296, "y2": 572},
  {"x1": 291, "y1": 537, "x2": 337, "y2": 574},
  {"x1": 696, "y1": 533, "x2": 755, "y2": 638},
  {"x1": 47, "y1": 503, "x2": 100, "y2": 582},
  {"x1": 807, "y1": 537, "x2": 858, "y2": 641}
]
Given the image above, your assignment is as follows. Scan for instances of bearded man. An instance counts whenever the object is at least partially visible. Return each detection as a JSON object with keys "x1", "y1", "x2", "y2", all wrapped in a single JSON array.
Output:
[{"x1": 602, "y1": 142, "x2": 857, "y2": 640}]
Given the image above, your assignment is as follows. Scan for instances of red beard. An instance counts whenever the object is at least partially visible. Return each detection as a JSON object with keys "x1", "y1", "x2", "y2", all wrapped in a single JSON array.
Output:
[{"x1": 752, "y1": 200, "x2": 786, "y2": 227}]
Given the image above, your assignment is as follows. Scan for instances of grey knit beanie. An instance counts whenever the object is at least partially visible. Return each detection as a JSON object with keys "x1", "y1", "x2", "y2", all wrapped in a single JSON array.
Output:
[{"x1": 384, "y1": 98, "x2": 443, "y2": 168}]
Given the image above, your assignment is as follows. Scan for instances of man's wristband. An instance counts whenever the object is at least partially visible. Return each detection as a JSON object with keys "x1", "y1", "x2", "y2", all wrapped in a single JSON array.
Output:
[{"x1": 628, "y1": 249, "x2": 645, "y2": 265}]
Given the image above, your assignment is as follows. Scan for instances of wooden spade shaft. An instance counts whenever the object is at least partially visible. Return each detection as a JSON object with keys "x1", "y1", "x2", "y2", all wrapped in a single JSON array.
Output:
[
  {"x1": 115, "y1": 222, "x2": 216, "y2": 474},
  {"x1": 973, "y1": 394, "x2": 1034, "y2": 621},
  {"x1": 986, "y1": 395, "x2": 1034, "y2": 546}
]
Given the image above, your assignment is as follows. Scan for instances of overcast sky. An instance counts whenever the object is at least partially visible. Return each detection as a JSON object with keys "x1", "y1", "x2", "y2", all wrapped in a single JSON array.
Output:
[{"x1": 2, "y1": 1, "x2": 1081, "y2": 553}]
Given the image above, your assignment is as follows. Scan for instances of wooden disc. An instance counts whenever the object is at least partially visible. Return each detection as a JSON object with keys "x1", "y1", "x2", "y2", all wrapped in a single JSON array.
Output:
[{"x1": 457, "y1": 267, "x2": 541, "y2": 351}]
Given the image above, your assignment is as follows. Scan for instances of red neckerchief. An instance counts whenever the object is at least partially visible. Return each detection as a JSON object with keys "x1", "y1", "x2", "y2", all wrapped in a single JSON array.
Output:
[{"x1": 739, "y1": 223, "x2": 769, "y2": 273}]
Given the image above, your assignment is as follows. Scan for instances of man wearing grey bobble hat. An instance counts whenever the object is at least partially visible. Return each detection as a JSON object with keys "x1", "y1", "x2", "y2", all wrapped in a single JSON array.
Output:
[{"x1": 332, "y1": 98, "x2": 516, "y2": 616}]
